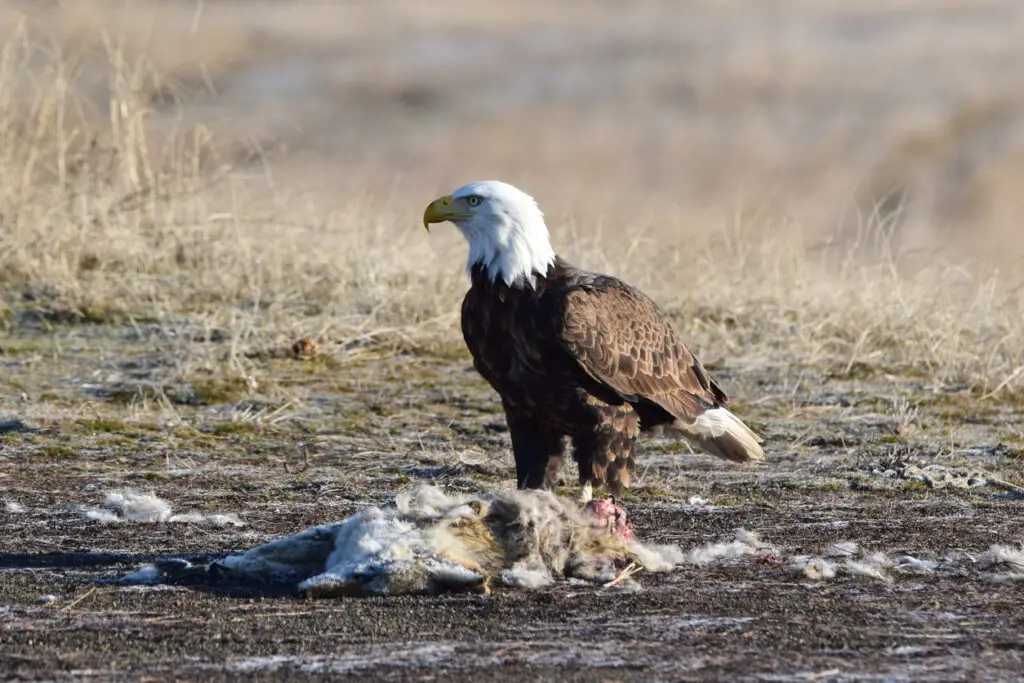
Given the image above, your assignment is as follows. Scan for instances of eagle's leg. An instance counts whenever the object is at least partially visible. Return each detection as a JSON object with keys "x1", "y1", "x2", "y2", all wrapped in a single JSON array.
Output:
[
  {"x1": 506, "y1": 415, "x2": 565, "y2": 490},
  {"x1": 573, "y1": 406, "x2": 639, "y2": 500}
]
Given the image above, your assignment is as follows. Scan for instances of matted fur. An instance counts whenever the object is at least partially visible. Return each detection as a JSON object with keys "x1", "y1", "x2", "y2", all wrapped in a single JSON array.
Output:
[{"x1": 211, "y1": 486, "x2": 681, "y2": 597}]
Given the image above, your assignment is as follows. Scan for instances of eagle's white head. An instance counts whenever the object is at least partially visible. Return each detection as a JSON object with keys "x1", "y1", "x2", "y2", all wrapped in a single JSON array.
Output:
[{"x1": 423, "y1": 180, "x2": 556, "y2": 289}]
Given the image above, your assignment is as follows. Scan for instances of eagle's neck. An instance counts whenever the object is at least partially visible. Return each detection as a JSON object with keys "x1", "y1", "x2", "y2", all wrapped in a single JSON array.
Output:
[
  {"x1": 463, "y1": 210, "x2": 556, "y2": 289},
  {"x1": 470, "y1": 256, "x2": 570, "y2": 299}
]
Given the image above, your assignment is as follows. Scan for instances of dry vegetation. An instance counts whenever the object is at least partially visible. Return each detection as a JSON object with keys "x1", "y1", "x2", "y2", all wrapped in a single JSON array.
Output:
[
  {"x1": 1, "y1": 3, "x2": 1024, "y2": 679},
  {"x1": 0, "y1": 1, "x2": 1022, "y2": 404}
]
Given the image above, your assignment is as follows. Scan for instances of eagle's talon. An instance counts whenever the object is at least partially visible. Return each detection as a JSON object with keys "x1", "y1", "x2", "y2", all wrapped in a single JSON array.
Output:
[{"x1": 579, "y1": 482, "x2": 594, "y2": 504}]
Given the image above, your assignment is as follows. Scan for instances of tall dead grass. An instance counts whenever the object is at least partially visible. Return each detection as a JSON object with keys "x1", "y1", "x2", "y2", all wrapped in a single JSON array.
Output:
[
  {"x1": 0, "y1": 19, "x2": 1021, "y2": 402},
  {"x1": 0, "y1": 22, "x2": 457, "y2": 331}
]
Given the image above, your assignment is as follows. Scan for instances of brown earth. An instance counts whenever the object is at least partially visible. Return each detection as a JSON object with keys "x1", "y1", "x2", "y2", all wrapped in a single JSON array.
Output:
[{"x1": 2, "y1": 319, "x2": 1023, "y2": 682}]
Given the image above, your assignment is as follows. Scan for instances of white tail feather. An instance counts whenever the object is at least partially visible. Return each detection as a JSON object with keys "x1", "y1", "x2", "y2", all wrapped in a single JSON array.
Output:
[{"x1": 668, "y1": 407, "x2": 765, "y2": 463}]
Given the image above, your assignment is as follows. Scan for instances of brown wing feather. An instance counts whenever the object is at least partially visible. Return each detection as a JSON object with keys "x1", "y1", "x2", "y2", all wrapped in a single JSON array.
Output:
[
  {"x1": 557, "y1": 284, "x2": 727, "y2": 422},
  {"x1": 461, "y1": 288, "x2": 502, "y2": 390}
]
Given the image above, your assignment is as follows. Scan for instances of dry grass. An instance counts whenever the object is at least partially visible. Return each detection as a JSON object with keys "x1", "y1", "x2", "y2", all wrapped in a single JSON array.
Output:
[{"x1": 0, "y1": 1, "x2": 1023, "y2": 406}]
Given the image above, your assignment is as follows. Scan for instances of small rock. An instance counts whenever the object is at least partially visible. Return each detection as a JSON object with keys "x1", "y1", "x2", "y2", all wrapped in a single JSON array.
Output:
[{"x1": 291, "y1": 337, "x2": 321, "y2": 359}]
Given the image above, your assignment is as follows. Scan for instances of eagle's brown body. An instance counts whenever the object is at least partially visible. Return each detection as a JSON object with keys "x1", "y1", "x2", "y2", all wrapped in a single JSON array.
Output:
[{"x1": 461, "y1": 255, "x2": 760, "y2": 496}]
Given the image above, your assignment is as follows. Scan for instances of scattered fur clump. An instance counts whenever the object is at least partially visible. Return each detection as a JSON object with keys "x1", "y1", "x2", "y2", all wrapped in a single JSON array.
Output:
[
  {"x1": 788, "y1": 542, "x2": 944, "y2": 582},
  {"x1": 210, "y1": 486, "x2": 681, "y2": 596},
  {"x1": 680, "y1": 529, "x2": 775, "y2": 566},
  {"x1": 787, "y1": 556, "x2": 838, "y2": 580},
  {"x1": 83, "y1": 490, "x2": 244, "y2": 527},
  {"x1": 978, "y1": 544, "x2": 1024, "y2": 583},
  {"x1": 845, "y1": 552, "x2": 895, "y2": 581}
]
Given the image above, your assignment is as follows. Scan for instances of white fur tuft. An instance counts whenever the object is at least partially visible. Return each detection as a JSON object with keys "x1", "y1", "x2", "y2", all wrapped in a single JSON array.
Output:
[
  {"x1": 83, "y1": 489, "x2": 244, "y2": 526},
  {"x1": 681, "y1": 529, "x2": 775, "y2": 565},
  {"x1": 449, "y1": 180, "x2": 556, "y2": 288},
  {"x1": 978, "y1": 544, "x2": 1024, "y2": 583},
  {"x1": 787, "y1": 556, "x2": 838, "y2": 580},
  {"x1": 93, "y1": 491, "x2": 173, "y2": 522},
  {"x1": 501, "y1": 564, "x2": 555, "y2": 589},
  {"x1": 627, "y1": 541, "x2": 685, "y2": 572}
]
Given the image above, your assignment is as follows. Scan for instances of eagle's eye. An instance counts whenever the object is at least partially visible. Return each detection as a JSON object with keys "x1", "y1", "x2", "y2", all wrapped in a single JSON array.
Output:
[{"x1": 466, "y1": 195, "x2": 483, "y2": 207}]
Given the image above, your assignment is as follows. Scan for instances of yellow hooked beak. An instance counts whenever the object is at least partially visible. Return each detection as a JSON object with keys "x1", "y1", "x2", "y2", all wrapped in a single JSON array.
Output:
[{"x1": 422, "y1": 195, "x2": 475, "y2": 232}]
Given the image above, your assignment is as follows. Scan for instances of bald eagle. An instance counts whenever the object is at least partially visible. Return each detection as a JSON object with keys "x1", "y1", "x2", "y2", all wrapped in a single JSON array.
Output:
[{"x1": 424, "y1": 180, "x2": 765, "y2": 502}]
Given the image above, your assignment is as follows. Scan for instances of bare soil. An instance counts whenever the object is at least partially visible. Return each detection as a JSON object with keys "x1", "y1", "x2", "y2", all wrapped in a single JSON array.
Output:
[{"x1": 2, "y1": 319, "x2": 1023, "y2": 682}]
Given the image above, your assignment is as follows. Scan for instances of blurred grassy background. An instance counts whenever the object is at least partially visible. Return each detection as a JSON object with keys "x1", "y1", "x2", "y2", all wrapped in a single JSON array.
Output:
[
  {"x1": 0, "y1": 0, "x2": 1022, "y2": 397},
  {"x1": 7, "y1": 0, "x2": 1024, "y2": 258}
]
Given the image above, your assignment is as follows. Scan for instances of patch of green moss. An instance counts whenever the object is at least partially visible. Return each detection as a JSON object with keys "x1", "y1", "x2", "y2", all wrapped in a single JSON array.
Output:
[
  {"x1": 300, "y1": 355, "x2": 341, "y2": 371},
  {"x1": 877, "y1": 364, "x2": 933, "y2": 379},
  {"x1": 406, "y1": 341, "x2": 471, "y2": 363},
  {"x1": 333, "y1": 408, "x2": 372, "y2": 430},
  {"x1": 0, "y1": 338, "x2": 45, "y2": 355},
  {"x1": 76, "y1": 418, "x2": 128, "y2": 433},
  {"x1": 208, "y1": 422, "x2": 258, "y2": 436},
  {"x1": 103, "y1": 385, "x2": 165, "y2": 405},
  {"x1": 190, "y1": 377, "x2": 251, "y2": 405},
  {"x1": 827, "y1": 361, "x2": 877, "y2": 381},
  {"x1": 171, "y1": 425, "x2": 203, "y2": 439},
  {"x1": 633, "y1": 485, "x2": 673, "y2": 499},
  {"x1": 643, "y1": 441, "x2": 693, "y2": 455},
  {"x1": 189, "y1": 434, "x2": 220, "y2": 448},
  {"x1": 37, "y1": 445, "x2": 77, "y2": 459}
]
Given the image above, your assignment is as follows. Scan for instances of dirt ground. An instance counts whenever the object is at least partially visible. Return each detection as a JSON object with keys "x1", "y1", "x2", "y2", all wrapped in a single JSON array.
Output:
[{"x1": 2, "y1": 319, "x2": 1023, "y2": 682}]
